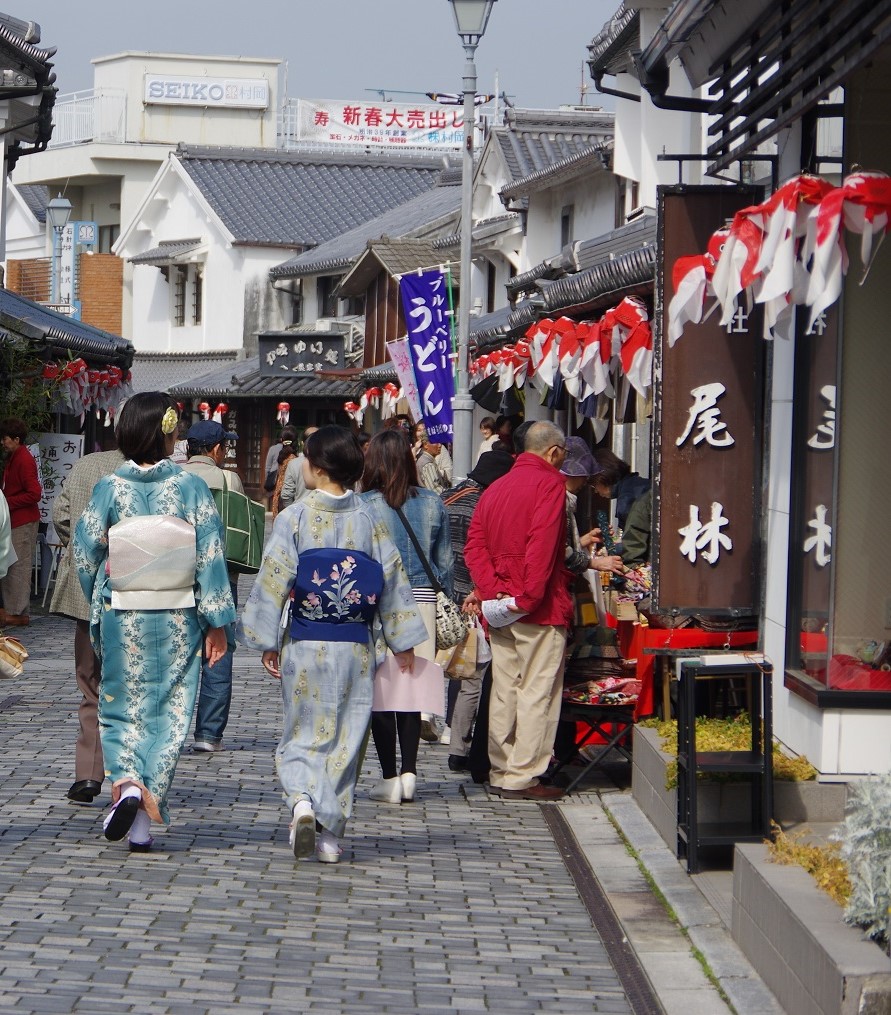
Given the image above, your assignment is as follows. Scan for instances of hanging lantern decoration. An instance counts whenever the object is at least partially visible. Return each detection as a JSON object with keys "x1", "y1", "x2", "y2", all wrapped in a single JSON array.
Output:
[
  {"x1": 277, "y1": 401, "x2": 290, "y2": 426},
  {"x1": 213, "y1": 402, "x2": 229, "y2": 423},
  {"x1": 198, "y1": 401, "x2": 211, "y2": 420}
]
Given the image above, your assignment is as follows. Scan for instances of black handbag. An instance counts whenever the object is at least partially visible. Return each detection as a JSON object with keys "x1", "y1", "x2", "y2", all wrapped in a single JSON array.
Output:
[
  {"x1": 263, "y1": 468, "x2": 278, "y2": 493},
  {"x1": 394, "y1": 506, "x2": 468, "y2": 651}
]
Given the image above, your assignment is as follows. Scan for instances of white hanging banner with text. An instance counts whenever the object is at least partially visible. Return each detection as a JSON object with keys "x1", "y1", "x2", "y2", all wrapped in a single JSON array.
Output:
[{"x1": 297, "y1": 99, "x2": 463, "y2": 149}]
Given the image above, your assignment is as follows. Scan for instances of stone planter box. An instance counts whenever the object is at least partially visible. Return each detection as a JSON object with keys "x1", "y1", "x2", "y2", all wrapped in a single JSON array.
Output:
[
  {"x1": 732, "y1": 843, "x2": 891, "y2": 1015},
  {"x1": 631, "y1": 726, "x2": 848, "y2": 856}
]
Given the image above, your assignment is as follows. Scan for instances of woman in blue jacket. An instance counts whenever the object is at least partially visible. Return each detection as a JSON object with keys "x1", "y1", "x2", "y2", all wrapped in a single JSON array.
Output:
[{"x1": 361, "y1": 429, "x2": 453, "y2": 804}]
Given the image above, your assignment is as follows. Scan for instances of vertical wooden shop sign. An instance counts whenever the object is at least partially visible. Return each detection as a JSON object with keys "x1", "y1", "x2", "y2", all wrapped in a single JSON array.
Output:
[{"x1": 653, "y1": 186, "x2": 764, "y2": 616}]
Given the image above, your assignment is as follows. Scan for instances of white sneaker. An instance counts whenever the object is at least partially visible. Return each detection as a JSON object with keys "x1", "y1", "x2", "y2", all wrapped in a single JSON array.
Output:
[
  {"x1": 439, "y1": 726, "x2": 451, "y2": 745},
  {"x1": 316, "y1": 830, "x2": 342, "y2": 864},
  {"x1": 193, "y1": 740, "x2": 222, "y2": 753},
  {"x1": 289, "y1": 800, "x2": 316, "y2": 859},
  {"x1": 369, "y1": 777, "x2": 402, "y2": 804},
  {"x1": 400, "y1": 773, "x2": 416, "y2": 802}
]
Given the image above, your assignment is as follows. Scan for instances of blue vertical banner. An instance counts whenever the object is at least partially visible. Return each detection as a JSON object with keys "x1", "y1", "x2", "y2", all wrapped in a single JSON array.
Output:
[{"x1": 399, "y1": 269, "x2": 455, "y2": 440}]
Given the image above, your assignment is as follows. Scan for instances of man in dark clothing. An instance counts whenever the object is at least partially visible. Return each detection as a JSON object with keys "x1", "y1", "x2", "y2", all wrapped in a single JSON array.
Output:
[{"x1": 440, "y1": 448, "x2": 514, "y2": 776}]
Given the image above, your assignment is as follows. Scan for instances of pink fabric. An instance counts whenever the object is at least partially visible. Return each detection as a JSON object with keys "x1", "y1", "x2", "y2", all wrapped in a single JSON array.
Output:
[{"x1": 372, "y1": 655, "x2": 445, "y2": 713}]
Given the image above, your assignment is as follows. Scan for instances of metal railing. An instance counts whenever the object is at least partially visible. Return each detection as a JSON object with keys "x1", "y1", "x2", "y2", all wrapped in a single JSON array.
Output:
[{"x1": 50, "y1": 89, "x2": 127, "y2": 147}]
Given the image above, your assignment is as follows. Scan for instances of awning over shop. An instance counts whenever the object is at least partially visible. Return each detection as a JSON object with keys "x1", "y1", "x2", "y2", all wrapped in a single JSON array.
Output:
[
  {"x1": 0, "y1": 288, "x2": 134, "y2": 367},
  {"x1": 129, "y1": 239, "x2": 203, "y2": 265}
]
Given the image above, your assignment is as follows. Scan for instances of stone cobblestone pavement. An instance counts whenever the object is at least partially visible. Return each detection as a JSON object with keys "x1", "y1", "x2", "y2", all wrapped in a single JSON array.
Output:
[{"x1": 0, "y1": 603, "x2": 636, "y2": 1015}]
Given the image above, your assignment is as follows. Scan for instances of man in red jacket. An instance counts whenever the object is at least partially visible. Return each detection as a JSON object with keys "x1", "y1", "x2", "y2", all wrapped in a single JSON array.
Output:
[
  {"x1": 464, "y1": 420, "x2": 572, "y2": 800},
  {"x1": 0, "y1": 418, "x2": 42, "y2": 626}
]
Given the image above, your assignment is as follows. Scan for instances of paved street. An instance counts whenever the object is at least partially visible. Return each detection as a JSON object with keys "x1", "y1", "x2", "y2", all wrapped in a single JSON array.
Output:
[{"x1": 0, "y1": 600, "x2": 638, "y2": 1015}]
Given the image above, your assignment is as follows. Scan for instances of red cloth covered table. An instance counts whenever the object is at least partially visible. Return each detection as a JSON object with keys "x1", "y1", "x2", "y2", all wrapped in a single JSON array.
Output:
[{"x1": 615, "y1": 623, "x2": 759, "y2": 718}]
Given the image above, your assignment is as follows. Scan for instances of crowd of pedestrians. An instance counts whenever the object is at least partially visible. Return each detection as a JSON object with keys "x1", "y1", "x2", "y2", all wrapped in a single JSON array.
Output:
[{"x1": 5, "y1": 395, "x2": 645, "y2": 864}]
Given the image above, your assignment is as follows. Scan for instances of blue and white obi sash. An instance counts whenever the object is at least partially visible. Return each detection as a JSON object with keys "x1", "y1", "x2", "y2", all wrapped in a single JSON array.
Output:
[{"x1": 290, "y1": 548, "x2": 383, "y2": 644}]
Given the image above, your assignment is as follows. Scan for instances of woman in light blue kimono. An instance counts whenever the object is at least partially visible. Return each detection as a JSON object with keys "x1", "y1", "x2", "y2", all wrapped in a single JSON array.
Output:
[
  {"x1": 238, "y1": 426, "x2": 427, "y2": 864},
  {"x1": 74, "y1": 392, "x2": 236, "y2": 851}
]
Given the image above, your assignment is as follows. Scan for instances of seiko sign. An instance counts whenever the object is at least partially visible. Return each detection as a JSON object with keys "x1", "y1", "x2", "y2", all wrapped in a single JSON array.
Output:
[{"x1": 144, "y1": 75, "x2": 269, "y2": 109}]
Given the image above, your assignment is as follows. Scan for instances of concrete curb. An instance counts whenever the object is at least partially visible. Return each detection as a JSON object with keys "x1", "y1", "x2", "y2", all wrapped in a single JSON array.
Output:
[{"x1": 602, "y1": 793, "x2": 786, "y2": 1015}]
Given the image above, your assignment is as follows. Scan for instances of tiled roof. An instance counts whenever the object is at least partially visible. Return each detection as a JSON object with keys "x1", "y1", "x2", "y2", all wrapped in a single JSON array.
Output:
[
  {"x1": 15, "y1": 183, "x2": 49, "y2": 222},
  {"x1": 130, "y1": 350, "x2": 240, "y2": 393},
  {"x1": 337, "y1": 238, "x2": 461, "y2": 299},
  {"x1": 489, "y1": 107, "x2": 614, "y2": 184},
  {"x1": 500, "y1": 145, "x2": 612, "y2": 201},
  {"x1": 168, "y1": 355, "x2": 364, "y2": 400},
  {"x1": 269, "y1": 176, "x2": 461, "y2": 280},
  {"x1": 507, "y1": 213, "x2": 656, "y2": 296},
  {"x1": 587, "y1": 4, "x2": 640, "y2": 76},
  {"x1": 0, "y1": 289, "x2": 133, "y2": 366},
  {"x1": 129, "y1": 239, "x2": 203, "y2": 265},
  {"x1": 175, "y1": 145, "x2": 445, "y2": 248}
]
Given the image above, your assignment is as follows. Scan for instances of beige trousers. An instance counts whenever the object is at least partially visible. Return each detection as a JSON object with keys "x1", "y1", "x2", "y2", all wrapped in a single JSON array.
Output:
[
  {"x1": 0, "y1": 520, "x2": 38, "y2": 616},
  {"x1": 487, "y1": 622, "x2": 567, "y2": 791}
]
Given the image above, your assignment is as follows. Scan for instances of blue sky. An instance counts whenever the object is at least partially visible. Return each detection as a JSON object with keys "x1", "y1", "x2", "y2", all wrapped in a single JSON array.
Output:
[{"x1": 20, "y1": 1, "x2": 617, "y2": 111}]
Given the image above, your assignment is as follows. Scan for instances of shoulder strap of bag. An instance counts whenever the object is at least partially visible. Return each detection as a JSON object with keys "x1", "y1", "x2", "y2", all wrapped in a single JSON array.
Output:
[
  {"x1": 393, "y1": 504, "x2": 444, "y2": 596},
  {"x1": 442, "y1": 486, "x2": 477, "y2": 507}
]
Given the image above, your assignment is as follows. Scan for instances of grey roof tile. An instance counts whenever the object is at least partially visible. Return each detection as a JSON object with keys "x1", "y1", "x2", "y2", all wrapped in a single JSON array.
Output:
[
  {"x1": 130, "y1": 350, "x2": 240, "y2": 393},
  {"x1": 490, "y1": 107, "x2": 614, "y2": 183},
  {"x1": 168, "y1": 354, "x2": 363, "y2": 399},
  {"x1": 14, "y1": 183, "x2": 49, "y2": 222},
  {"x1": 129, "y1": 239, "x2": 202, "y2": 265},
  {"x1": 587, "y1": 4, "x2": 640, "y2": 76},
  {"x1": 176, "y1": 145, "x2": 445, "y2": 248},
  {"x1": 270, "y1": 177, "x2": 461, "y2": 279},
  {"x1": 0, "y1": 288, "x2": 133, "y2": 365}
]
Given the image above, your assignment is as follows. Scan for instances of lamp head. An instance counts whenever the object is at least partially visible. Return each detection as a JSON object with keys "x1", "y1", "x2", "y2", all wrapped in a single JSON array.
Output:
[
  {"x1": 46, "y1": 193, "x2": 72, "y2": 232},
  {"x1": 448, "y1": 0, "x2": 497, "y2": 47}
]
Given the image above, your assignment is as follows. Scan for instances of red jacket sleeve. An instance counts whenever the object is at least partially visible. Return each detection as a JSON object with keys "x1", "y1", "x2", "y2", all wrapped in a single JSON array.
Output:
[
  {"x1": 464, "y1": 499, "x2": 499, "y2": 598},
  {"x1": 515, "y1": 478, "x2": 567, "y2": 615},
  {"x1": 4, "y1": 449, "x2": 42, "y2": 511}
]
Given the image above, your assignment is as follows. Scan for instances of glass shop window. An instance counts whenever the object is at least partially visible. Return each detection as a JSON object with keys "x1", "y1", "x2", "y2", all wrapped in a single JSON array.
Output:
[{"x1": 786, "y1": 263, "x2": 891, "y2": 698}]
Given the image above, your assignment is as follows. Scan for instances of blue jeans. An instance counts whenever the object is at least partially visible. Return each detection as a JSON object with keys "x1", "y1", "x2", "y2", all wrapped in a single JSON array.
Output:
[{"x1": 194, "y1": 581, "x2": 238, "y2": 744}]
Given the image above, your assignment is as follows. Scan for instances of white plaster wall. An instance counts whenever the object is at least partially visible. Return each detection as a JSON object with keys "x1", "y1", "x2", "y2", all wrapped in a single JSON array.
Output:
[{"x1": 524, "y1": 172, "x2": 615, "y2": 267}]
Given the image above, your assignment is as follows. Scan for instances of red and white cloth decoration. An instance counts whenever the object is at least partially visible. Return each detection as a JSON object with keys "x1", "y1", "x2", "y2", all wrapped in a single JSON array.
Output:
[
  {"x1": 381, "y1": 382, "x2": 401, "y2": 419},
  {"x1": 471, "y1": 297, "x2": 654, "y2": 400},
  {"x1": 343, "y1": 401, "x2": 364, "y2": 424},
  {"x1": 212, "y1": 402, "x2": 229, "y2": 423},
  {"x1": 198, "y1": 401, "x2": 211, "y2": 420},
  {"x1": 277, "y1": 401, "x2": 290, "y2": 426},
  {"x1": 669, "y1": 171, "x2": 891, "y2": 344}
]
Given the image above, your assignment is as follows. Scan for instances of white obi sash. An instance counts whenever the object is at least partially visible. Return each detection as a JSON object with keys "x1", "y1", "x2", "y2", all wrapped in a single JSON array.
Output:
[{"x1": 108, "y1": 515, "x2": 197, "y2": 610}]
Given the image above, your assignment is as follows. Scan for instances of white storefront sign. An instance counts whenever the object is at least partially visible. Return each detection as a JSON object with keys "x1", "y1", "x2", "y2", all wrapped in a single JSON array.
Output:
[
  {"x1": 297, "y1": 99, "x2": 463, "y2": 149},
  {"x1": 144, "y1": 75, "x2": 269, "y2": 109}
]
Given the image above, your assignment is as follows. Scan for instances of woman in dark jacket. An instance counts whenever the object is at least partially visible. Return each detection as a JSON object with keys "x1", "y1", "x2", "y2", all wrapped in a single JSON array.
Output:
[{"x1": 591, "y1": 448, "x2": 650, "y2": 531}]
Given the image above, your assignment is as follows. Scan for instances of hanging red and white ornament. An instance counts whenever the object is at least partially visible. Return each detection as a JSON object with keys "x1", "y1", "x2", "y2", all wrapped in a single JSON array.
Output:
[
  {"x1": 198, "y1": 401, "x2": 211, "y2": 420},
  {"x1": 381, "y1": 382, "x2": 401, "y2": 419},
  {"x1": 343, "y1": 400, "x2": 364, "y2": 424},
  {"x1": 277, "y1": 401, "x2": 290, "y2": 426},
  {"x1": 212, "y1": 402, "x2": 229, "y2": 423}
]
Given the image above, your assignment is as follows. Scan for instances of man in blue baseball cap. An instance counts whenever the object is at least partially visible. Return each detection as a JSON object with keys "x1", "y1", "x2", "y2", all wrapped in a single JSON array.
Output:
[{"x1": 181, "y1": 418, "x2": 243, "y2": 753}]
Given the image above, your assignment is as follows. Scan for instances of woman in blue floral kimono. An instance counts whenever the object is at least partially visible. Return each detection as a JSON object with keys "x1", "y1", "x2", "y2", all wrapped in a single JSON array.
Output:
[
  {"x1": 74, "y1": 392, "x2": 236, "y2": 851},
  {"x1": 238, "y1": 426, "x2": 427, "y2": 863}
]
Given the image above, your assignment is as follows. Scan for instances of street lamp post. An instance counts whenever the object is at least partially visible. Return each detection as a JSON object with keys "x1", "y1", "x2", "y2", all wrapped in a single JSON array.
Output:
[
  {"x1": 448, "y1": 0, "x2": 496, "y2": 482},
  {"x1": 45, "y1": 193, "x2": 72, "y2": 306}
]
